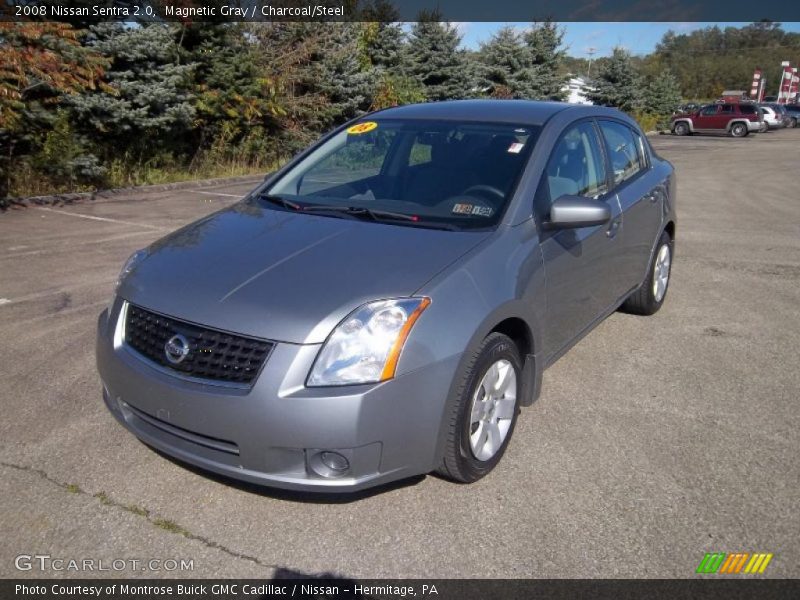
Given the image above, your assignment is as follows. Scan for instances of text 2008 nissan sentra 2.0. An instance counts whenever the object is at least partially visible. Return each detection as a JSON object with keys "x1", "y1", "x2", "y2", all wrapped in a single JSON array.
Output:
[{"x1": 96, "y1": 100, "x2": 676, "y2": 492}]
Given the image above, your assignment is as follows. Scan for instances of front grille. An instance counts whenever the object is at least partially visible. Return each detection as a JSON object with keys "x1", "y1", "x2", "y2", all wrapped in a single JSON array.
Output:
[{"x1": 124, "y1": 303, "x2": 273, "y2": 386}]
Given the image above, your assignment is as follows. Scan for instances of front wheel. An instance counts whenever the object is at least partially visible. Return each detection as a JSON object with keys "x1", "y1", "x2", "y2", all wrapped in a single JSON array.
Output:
[
  {"x1": 437, "y1": 333, "x2": 522, "y2": 483},
  {"x1": 673, "y1": 122, "x2": 690, "y2": 136},
  {"x1": 620, "y1": 231, "x2": 673, "y2": 316},
  {"x1": 730, "y1": 122, "x2": 748, "y2": 137},
  {"x1": 789, "y1": 117, "x2": 797, "y2": 129}
]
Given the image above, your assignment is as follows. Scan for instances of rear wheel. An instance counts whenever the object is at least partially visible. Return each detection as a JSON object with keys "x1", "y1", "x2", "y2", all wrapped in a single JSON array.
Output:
[
  {"x1": 730, "y1": 122, "x2": 748, "y2": 137},
  {"x1": 790, "y1": 117, "x2": 797, "y2": 129},
  {"x1": 437, "y1": 333, "x2": 522, "y2": 483},
  {"x1": 620, "y1": 231, "x2": 673, "y2": 316},
  {"x1": 673, "y1": 122, "x2": 690, "y2": 136}
]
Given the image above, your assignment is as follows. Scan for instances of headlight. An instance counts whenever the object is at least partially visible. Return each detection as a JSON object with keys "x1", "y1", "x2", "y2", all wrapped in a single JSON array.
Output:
[{"x1": 307, "y1": 297, "x2": 431, "y2": 387}]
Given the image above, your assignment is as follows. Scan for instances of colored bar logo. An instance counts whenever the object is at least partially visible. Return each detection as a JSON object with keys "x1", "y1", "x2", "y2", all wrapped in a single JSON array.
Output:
[{"x1": 696, "y1": 552, "x2": 773, "y2": 574}]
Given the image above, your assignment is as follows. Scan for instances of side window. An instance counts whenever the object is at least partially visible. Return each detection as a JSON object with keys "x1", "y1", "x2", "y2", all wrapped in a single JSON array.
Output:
[
  {"x1": 598, "y1": 120, "x2": 644, "y2": 186},
  {"x1": 536, "y1": 121, "x2": 607, "y2": 222},
  {"x1": 633, "y1": 131, "x2": 648, "y2": 169},
  {"x1": 700, "y1": 105, "x2": 718, "y2": 116},
  {"x1": 720, "y1": 104, "x2": 734, "y2": 114},
  {"x1": 739, "y1": 105, "x2": 756, "y2": 115}
]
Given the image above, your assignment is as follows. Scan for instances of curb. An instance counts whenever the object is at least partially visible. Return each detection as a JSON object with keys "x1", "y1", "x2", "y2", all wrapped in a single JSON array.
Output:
[{"x1": 5, "y1": 173, "x2": 266, "y2": 208}]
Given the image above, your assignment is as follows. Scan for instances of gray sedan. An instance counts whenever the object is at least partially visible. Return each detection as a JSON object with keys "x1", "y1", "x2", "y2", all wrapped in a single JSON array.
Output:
[{"x1": 96, "y1": 100, "x2": 676, "y2": 492}]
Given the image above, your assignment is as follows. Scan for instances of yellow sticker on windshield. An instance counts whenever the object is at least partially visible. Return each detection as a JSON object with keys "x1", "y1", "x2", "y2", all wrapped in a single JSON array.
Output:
[{"x1": 347, "y1": 121, "x2": 378, "y2": 135}]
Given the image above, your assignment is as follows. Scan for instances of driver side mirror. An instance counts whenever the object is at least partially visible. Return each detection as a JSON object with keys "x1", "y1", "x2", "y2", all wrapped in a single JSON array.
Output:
[{"x1": 543, "y1": 195, "x2": 611, "y2": 230}]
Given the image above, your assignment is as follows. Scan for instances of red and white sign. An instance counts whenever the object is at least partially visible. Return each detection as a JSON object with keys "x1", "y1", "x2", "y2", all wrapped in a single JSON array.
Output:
[
  {"x1": 750, "y1": 68, "x2": 764, "y2": 102},
  {"x1": 777, "y1": 61, "x2": 794, "y2": 104}
]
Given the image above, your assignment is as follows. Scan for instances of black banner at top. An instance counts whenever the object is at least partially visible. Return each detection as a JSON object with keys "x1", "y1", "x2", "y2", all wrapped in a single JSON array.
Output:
[{"x1": 2, "y1": 0, "x2": 800, "y2": 22}]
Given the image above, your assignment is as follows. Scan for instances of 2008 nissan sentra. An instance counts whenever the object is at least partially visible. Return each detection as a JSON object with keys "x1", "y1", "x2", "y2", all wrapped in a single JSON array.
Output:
[{"x1": 96, "y1": 100, "x2": 676, "y2": 492}]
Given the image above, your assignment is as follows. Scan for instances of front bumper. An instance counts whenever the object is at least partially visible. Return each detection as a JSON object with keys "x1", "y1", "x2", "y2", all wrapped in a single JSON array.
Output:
[{"x1": 96, "y1": 300, "x2": 461, "y2": 492}]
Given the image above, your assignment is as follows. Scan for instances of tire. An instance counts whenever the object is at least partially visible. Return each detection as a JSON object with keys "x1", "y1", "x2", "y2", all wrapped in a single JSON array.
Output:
[
  {"x1": 790, "y1": 117, "x2": 797, "y2": 129},
  {"x1": 620, "y1": 230, "x2": 673, "y2": 316},
  {"x1": 730, "y1": 122, "x2": 748, "y2": 137},
  {"x1": 673, "y1": 122, "x2": 690, "y2": 136},
  {"x1": 437, "y1": 333, "x2": 522, "y2": 483}
]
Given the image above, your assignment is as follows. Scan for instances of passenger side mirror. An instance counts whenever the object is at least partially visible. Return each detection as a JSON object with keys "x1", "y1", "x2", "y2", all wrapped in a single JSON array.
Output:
[{"x1": 543, "y1": 195, "x2": 611, "y2": 230}]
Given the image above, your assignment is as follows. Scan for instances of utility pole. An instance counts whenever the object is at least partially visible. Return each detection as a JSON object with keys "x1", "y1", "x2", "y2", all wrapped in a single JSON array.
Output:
[{"x1": 586, "y1": 47, "x2": 596, "y2": 78}]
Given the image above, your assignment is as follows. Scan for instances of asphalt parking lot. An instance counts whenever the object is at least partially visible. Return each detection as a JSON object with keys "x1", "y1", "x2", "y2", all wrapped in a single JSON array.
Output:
[{"x1": 1, "y1": 129, "x2": 798, "y2": 580}]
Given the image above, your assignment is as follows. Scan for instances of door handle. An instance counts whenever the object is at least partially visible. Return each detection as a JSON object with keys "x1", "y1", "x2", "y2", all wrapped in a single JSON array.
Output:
[{"x1": 606, "y1": 218, "x2": 621, "y2": 238}]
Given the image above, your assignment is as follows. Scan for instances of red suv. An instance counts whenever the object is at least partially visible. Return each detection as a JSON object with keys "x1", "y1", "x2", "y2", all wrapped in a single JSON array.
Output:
[{"x1": 672, "y1": 103, "x2": 763, "y2": 137}]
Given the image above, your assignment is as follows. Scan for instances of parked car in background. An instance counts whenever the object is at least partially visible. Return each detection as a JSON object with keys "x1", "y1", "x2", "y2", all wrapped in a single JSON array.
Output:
[
  {"x1": 783, "y1": 104, "x2": 800, "y2": 128},
  {"x1": 96, "y1": 100, "x2": 677, "y2": 492},
  {"x1": 768, "y1": 103, "x2": 797, "y2": 128},
  {"x1": 671, "y1": 103, "x2": 762, "y2": 137},
  {"x1": 758, "y1": 105, "x2": 784, "y2": 130}
]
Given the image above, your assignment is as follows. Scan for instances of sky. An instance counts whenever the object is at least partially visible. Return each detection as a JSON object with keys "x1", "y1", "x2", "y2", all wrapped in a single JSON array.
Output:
[{"x1": 458, "y1": 22, "x2": 800, "y2": 57}]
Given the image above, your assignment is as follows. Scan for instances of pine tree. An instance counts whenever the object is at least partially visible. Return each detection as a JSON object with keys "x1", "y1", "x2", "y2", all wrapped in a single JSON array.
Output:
[
  {"x1": 477, "y1": 27, "x2": 531, "y2": 98},
  {"x1": 644, "y1": 69, "x2": 683, "y2": 117},
  {"x1": 68, "y1": 23, "x2": 195, "y2": 158},
  {"x1": 311, "y1": 23, "x2": 377, "y2": 126},
  {"x1": 521, "y1": 22, "x2": 568, "y2": 100},
  {"x1": 587, "y1": 47, "x2": 644, "y2": 112},
  {"x1": 363, "y1": 22, "x2": 406, "y2": 71},
  {"x1": 0, "y1": 22, "x2": 110, "y2": 199},
  {"x1": 407, "y1": 14, "x2": 472, "y2": 101}
]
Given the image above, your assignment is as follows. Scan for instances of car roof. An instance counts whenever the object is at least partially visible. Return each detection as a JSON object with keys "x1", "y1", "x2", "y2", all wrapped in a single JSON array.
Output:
[{"x1": 371, "y1": 99, "x2": 626, "y2": 126}]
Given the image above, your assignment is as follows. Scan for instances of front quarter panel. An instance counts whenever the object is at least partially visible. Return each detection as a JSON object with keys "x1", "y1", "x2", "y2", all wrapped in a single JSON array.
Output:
[{"x1": 401, "y1": 221, "x2": 546, "y2": 386}]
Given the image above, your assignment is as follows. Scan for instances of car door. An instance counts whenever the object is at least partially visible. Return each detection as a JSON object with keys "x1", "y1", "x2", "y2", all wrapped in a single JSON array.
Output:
[
  {"x1": 535, "y1": 120, "x2": 625, "y2": 359},
  {"x1": 694, "y1": 104, "x2": 721, "y2": 130},
  {"x1": 597, "y1": 119, "x2": 665, "y2": 293}
]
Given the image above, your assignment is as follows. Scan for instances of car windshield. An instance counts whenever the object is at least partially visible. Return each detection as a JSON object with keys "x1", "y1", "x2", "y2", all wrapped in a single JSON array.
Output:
[{"x1": 264, "y1": 119, "x2": 540, "y2": 230}]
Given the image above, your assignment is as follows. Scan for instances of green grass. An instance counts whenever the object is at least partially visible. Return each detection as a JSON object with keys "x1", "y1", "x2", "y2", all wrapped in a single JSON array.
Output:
[
  {"x1": 65, "y1": 483, "x2": 82, "y2": 494},
  {"x1": 152, "y1": 517, "x2": 191, "y2": 537}
]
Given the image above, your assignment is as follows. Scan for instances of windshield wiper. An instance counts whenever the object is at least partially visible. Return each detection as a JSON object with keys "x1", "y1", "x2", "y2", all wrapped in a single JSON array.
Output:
[
  {"x1": 257, "y1": 193, "x2": 301, "y2": 211},
  {"x1": 301, "y1": 205, "x2": 417, "y2": 222}
]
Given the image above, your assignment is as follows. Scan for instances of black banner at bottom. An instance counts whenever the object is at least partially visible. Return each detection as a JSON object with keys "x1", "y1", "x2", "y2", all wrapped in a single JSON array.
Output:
[{"x1": 4, "y1": 579, "x2": 800, "y2": 600}]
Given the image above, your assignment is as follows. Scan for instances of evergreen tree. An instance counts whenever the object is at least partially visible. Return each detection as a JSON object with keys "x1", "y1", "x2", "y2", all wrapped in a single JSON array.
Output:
[
  {"x1": 363, "y1": 22, "x2": 406, "y2": 71},
  {"x1": 0, "y1": 22, "x2": 110, "y2": 199},
  {"x1": 521, "y1": 22, "x2": 568, "y2": 100},
  {"x1": 178, "y1": 23, "x2": 284, "y2": 166},
  {"x1": 587, "y1": 47, "x2": 644, "y2": 112},
  {"x1": 311, "y1": 23, "x2": 377, "y2": 126},
  {"x1": 407, "y1": 14, "x2": 472, "y2": 101},
  {"x1": 68, "y1": 23, "x2": 196, "y2": 159},
  {"x1": 477, "y1": 27, "x2": 531, "y2": 98},
  {"x1": 644, "y1": 69, "x2": 683, "y2": 117}
]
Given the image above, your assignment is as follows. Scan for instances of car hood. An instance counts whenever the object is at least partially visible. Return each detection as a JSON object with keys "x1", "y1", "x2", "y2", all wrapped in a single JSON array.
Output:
[{"x1": 119, "y1": 202, "x2": 490, "y2": 344}]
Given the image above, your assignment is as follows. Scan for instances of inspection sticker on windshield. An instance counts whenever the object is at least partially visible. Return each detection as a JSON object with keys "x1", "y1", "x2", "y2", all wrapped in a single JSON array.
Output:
[
  {"x1": 347, "y1": 121, "x2": 378, "y2": 135},
  {"x1": 507, "y1": 142, "x2": 525, "y2": 154},
  {"x1": 452, "y1": 203, "x2": 493, "y2": 217}
]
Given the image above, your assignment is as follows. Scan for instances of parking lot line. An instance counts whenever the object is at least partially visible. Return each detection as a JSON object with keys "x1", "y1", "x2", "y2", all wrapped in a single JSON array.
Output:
[
  {"x1": 194, "y1": 190, "x2": 243, "y2": 198},
  {"x1": 33, "y1": 206, "x2": 167, "y2": 231}
]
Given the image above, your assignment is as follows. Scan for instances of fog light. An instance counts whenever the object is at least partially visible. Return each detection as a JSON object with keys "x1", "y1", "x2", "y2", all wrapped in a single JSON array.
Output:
[
  {"x1": 320, "y1": 451, "x2": 349, "y2": 473},
  {"x1": 308, "y1": 450, "x2": 351, "y2": 478}
]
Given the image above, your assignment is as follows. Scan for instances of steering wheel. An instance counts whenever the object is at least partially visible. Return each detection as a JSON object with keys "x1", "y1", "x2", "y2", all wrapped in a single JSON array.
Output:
[{"x1": 461, "y1": 184, "x2": 505, "y2": 204}]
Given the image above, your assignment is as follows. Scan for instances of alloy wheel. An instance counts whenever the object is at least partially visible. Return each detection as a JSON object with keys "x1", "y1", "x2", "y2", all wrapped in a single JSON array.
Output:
[
  {"x1": 468, "y1": 359, "x2": 517, "y2": 461},
  {"x1": 652, "y1": 243, "x2": 671, "y2": 303}
]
